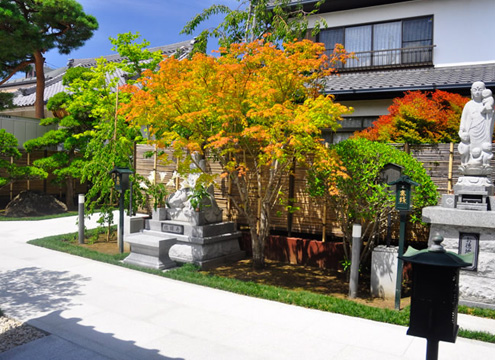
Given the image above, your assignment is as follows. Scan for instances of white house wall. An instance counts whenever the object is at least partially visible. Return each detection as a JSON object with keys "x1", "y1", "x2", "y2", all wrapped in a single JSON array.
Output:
[
  {"x1": 0, "y1": 115, "x2": 56, "y2": 148},
  {"x1": 340, "y1": 99, "x2": 392, "y2": 117},
  {"x1": 310, "y1": 0, "x2": 495, "y2": 66}
]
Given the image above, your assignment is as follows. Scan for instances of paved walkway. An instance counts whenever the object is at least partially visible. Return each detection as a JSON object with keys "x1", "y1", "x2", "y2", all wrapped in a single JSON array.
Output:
[{"x1": 0, "y1": 215, "x2": 494, "y2": 360}]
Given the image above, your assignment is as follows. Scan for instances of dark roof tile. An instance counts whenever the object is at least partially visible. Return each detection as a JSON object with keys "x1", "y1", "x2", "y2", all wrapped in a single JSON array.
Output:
[{"x1": 325, "y1": 63, "x2": 495, "y2": 94}]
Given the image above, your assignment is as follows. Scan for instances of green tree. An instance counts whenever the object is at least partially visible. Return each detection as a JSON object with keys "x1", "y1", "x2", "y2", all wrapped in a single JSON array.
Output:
[
  {"x1": 308, "y1": 138, "x2": 438, "y2": 262},
  {"x1": 0, "y1": 129, "x2": 45, "y2": 189},
  {"x1": 0, "y1": 0, "x2": 98, "y2": 118},
  {"x1": 0, "y1": 92, "x2": 14, "y2": 110},
  {"x1": 79, "y1": 33, "x2": 161, "y2": 230},
  {"x1": 23, "y1": 68, "x2": 96, "y2": 209},
  {"x1": 181, "y1": 0, "x2": 328, "y2": 53}
]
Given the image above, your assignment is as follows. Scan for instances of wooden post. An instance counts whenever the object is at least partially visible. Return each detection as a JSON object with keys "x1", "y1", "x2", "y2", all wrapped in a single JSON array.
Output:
[
  {"x1": 9, "y1": 156, "x2": 13, "y2": 200},
  {"x1": 448, "y1": 142, "x2": 454, "y2": 193},
  {"x1": 227, "y1": 175, "x2": 233, "y2": 221},
  {"x1": 153, "y1": 144, "x2": 158, "y2": 185},
  {"x1": 43, "y1": 150, "x2": 47, "y2": 194},
  {"x1": 175, "y1": 156, "x2": 180, "y2": 190},
  {"x1": 287, "y1": 159, "x2": 296, "y2": 236},
  {"x1": 26, "y1": 152, "x2": 30, "y2": 190},
  {"x1": 322, "y1": 199, "x2": 327, "y2": 242}
]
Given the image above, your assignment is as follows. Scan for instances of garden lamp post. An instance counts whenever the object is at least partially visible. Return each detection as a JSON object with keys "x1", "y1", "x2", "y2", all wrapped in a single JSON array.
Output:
[
  {"x1": 388, "y1": 174, "x2": 419, "y2": 310},
  {"x1": 109, "y1": 167, "x2": 133, "y2": 253},
  {"x1": 400, "y1": 234, "x2": 472, "y2": 360}
]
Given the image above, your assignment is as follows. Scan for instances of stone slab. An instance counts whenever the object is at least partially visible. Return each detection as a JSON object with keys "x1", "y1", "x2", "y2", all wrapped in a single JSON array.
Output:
[
  {"x1": 195, "y1": 251, "x2": 246, "y2": 270},
  {"x1": 370, "y1": 245, "x2": 398, "y2": 300},
  {"x1": 123, "y1": 233, "x2": 177, "y2": 270},
  {"x1": 423, "y1": 206, "x2": 495, "y2": 228},
  {"x1": 169, "y1": 238, "x2": 243, "y2": 263}
]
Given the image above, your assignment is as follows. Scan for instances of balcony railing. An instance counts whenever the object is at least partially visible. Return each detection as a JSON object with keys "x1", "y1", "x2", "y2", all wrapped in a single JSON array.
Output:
[{"x1": 329, "y1": 45, "x2": 435, "y2": 71}]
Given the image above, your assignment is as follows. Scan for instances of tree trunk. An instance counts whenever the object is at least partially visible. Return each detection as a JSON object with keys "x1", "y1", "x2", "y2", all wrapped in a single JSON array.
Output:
[
  {"x1": 65, "y1": 176, "x2": 75, "y2": 210},
  {"x1": 33, "y1": 50, "x2": 46, "y2": 119},
  {"x1": 251, "y1": 226, "x2": 265, "y2": 270}
]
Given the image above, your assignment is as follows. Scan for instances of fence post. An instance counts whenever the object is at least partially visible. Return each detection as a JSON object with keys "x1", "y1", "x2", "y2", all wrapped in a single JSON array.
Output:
[
  {"x1": 27, "y1": 152, "x2": 30, "y2": 190},
  {"x1": 287, "y1": 159, "x2": 296, "y2": 236},
  {"x1": 448, "y1": 142, "x2": 454, "y2": 193},
  {"x1": 9, "y1": 156, "x2": 13, "y2": 200},
  {"x1": 349, "y1": 224, "x2": 362, "y2": 298},
  {"x1": 78, "y1": 194, "x2": 85, "y2": 244},
  {"x1": 322, "y1": 199, "x2": 327, "y2": 243}
]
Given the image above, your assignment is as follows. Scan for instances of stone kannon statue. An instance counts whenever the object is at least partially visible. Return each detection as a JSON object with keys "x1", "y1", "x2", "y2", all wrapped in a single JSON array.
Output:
[
  {"x1": 458, "y1": 81, "x2": 495, "y2": 175},
  {"x1": 166, "y1": 153, "x2": 223, "y2": 224}
]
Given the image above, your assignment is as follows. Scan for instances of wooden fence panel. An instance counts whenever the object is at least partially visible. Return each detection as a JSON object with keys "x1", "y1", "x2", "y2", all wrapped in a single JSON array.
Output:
[
  {"x1": 4, "y1": 143, "x2": 490, "y2": 238},
  {"x1": 133, "y1": 143, "x2": 474, "y2": 238}
]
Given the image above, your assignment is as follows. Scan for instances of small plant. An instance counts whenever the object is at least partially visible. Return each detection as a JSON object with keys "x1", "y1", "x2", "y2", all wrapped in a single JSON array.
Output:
[
  {"x1": 340, "y1": 257, "x2": 351, "y2": 273},
  {"x1": 188, "y1": 184, "x2": 211, "y2": 211},
  {"x1": 139, "y1": 171, "x2": 169, "y2": 210}
]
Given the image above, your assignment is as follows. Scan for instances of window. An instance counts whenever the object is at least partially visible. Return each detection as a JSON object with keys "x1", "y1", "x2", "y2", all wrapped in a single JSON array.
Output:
[
  {"x1": 322, "y1": 117, "x2": 377, "y2": 143},
  {"x1": 319, "y1": 16, "x2": 433, "y2": 69}
]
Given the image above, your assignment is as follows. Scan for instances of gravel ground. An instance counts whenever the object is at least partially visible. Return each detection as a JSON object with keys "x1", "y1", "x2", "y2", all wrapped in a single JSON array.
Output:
[{"x1": 0, "y1": 315, "x2": 47, "y2": 353}]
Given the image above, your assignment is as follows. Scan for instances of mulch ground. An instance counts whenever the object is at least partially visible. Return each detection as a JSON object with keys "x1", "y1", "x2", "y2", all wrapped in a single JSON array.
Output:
[{"x1": 82, "y1": 232, "x2": 410, "y2": 310}]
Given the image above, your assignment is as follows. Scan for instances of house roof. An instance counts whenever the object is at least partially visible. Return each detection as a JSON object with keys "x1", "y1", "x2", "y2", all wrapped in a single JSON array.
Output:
[
  {"x1": 7, "y1": 39, "x2": 195, "y2": 108},
  {"x1": 325, "y1": 63, "x2": 495, "y2": 98}
]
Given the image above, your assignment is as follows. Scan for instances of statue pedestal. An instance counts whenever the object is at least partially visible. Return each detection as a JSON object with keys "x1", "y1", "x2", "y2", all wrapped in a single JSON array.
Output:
[
  {"x1": 148, "y1": 217, "x2": 245, "y2": 270},
  {"x1": 124, "y1": 208, "x2": 245, "y2": 270},
  {"x1": 422, "y1": 206, "x2": 495, "y2": 308}
]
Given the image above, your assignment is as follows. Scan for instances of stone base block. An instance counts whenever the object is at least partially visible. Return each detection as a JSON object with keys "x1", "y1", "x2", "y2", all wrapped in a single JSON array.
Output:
[
  {"x1": 124, "y1": 214, "x2": 147, "y2": 236},
  {"x1": 168, "y1": 229, "x2": 245, "y2": 270},
  {"x1": 423, "y1": 205, "x2": 495, "y2": 309},
  {"x1": 123, "y1": 234, "x2": 177, "y2": 270},
  {"x1": 371, "y1": 245, "x2": 398, "y2": 300}
]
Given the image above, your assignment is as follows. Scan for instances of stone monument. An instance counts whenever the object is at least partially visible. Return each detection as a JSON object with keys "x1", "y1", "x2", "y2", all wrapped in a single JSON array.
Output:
[
  {"x1": 124, "y1": 154, "x2": 244, "y2": 270},
  {"x1": 422, "y1": 81, "x2": 495, "y2": 308}
]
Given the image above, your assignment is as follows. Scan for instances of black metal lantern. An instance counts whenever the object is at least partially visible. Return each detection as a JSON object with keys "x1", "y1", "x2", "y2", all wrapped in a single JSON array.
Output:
[
  {"x1": 400, "y1": 234, "x2": 473, "y2": 360},
  {"x1": 380, "y1": 163, "x2": 403, "y2": 184},
  {"x1": 109, "y1": 167, "x2": 133, "y2": 253},
  {"x1": 109, "y1": 167, "x2": 133, "y2": 192},
  {"x1": 388, "y1": 175, "x2": 419, "y2": 211}
]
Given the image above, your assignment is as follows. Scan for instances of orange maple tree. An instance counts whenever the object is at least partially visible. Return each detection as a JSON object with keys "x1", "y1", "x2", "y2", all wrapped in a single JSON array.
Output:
[
  {"x1": 121, "y1": 38, "x2": 351, "y2": 269},
  {"x1": 355, "y1": 90, "x2": 469, "y2": 144}
]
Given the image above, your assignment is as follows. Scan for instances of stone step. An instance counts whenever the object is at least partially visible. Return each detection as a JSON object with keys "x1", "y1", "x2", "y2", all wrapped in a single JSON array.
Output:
[{"x1": 123, "y1": 233, "x2": 177, "y2": 270}]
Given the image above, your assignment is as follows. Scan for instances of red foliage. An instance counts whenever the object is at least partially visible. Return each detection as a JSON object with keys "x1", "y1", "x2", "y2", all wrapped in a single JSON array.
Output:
[{"x1": 355, "y1": 90, "x2": 469, "y2": 144}]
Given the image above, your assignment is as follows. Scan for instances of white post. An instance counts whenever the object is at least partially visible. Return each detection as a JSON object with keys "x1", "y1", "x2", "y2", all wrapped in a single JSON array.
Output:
[
  {"x1": 349, "y1": 224, "x2": 362, "y2": 298},
  {"x1": 78, "y1": 194, "x2": 85, "y2": 244}
]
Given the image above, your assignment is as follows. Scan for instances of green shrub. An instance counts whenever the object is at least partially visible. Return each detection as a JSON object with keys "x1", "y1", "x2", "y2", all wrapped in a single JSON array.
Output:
[{"x1": 308, "y1": 138, "x2": 438, "y2": 261}]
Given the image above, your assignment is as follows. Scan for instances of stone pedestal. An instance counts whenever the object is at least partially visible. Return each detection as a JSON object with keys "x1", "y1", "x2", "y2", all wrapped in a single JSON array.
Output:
[
  {"x1": 123, "y1": 207, "x2": 245, "y2": 271},
  {"x1": 148, "y1": 218, "x2": 245, "y2": 270},
  {"x1": 371, "y1": 245, "x2": 398, "y2": 299},
  {"x1": 422, "y1": 206, "x2": 495, "y2": 308}
]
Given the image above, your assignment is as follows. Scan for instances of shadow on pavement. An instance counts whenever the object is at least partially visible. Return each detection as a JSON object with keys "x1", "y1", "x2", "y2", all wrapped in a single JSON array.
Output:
[
  {"x1": 0, "y1": 267, "x2": 90, "y2": 319},
  {"x1": 2, "y1": 310, "x2": 185, "y2": 360}
]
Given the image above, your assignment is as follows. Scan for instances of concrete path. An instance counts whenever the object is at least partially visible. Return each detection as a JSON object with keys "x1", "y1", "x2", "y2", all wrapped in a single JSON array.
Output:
[{"x1": 0, "y1": 214, "x2": 494, "y2": 359}]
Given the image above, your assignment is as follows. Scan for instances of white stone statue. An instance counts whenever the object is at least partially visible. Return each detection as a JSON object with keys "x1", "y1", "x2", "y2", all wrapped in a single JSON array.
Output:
[
  {"x1": 458, "y1": 81, "x2": 495, "y2": 175},
  {"x1": 166, "y1": 153, "x2": 222, "y2": 224}
]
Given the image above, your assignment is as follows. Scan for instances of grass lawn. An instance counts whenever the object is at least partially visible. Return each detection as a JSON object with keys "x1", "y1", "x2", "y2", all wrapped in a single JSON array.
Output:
[{"x1": 27, "y1": 227, "x2": 495, "y2": 344}]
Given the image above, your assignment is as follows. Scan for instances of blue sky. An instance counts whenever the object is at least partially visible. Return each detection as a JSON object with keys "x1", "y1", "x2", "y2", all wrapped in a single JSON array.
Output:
[{"x1": 43, "y1": 0, "x2": 240, "y2": 69}]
